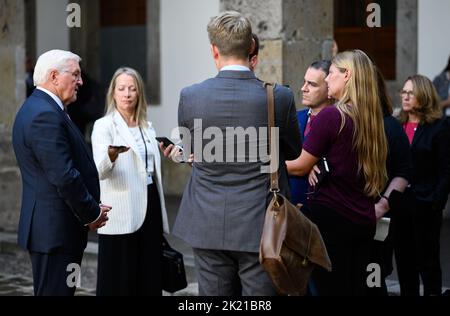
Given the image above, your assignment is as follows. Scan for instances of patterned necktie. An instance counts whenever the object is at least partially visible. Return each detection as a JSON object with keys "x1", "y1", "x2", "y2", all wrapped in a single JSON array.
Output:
[
  {"x1": 63, "y1": 107, "x2": 71, "y2": 120},
  {"x1": 304, "y1": 114, "x2": 316, "y2": 137}
]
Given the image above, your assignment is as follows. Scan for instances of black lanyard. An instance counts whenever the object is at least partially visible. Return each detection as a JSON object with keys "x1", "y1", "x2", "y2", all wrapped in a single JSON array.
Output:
[{"x1": 138, "y1": 126, "x2": 148, "y2": 172}]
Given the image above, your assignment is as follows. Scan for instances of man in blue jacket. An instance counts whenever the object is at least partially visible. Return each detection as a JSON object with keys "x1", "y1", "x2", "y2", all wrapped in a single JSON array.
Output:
[
  {"x1": 289, "y1": 60, "x2": 333, "y2": 208},
  {"x1": 12, "y1": 50, "x2": 111, "y2": 296}
]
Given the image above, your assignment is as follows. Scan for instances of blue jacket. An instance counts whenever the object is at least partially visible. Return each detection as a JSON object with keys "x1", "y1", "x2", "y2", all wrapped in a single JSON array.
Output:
[
  {"x1": 12, "y1": 89, "x2": 100, "y2": 254},
  {"x1": 288, "y1": 109, "x2": 309, "y2": 206}
]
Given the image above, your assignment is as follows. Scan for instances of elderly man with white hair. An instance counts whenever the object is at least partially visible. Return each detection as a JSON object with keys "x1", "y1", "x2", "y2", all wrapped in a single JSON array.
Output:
[{"x1": 12, "y1": 49, "x2": 111, "y2": 296}]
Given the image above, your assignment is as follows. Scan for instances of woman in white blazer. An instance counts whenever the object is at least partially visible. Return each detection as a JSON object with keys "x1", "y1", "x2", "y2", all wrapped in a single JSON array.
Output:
[{"x1": 91, "y1": 67, "x2": 169, "y2": 296}]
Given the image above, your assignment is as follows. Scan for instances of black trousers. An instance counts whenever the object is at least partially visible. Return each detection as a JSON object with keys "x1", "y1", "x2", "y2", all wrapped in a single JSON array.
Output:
[
  {"x1": 96, "y1": 183, "x2": 163, "y2": 296},
  {"x1": 307, "y1": 203, "x2": 375, "y2": 296},
  {"x1": 366, "y1": 238, "x2": 393, "y2": 296},
  {"x1": 30, "y1": 251, "x2": 83, "y2": 296},
  {"x1": 394, "y1": 190, "x2": 443, "y2": 296},
  {"x1": 367, "y1": 189, "x2": 408, "y2": 296}
]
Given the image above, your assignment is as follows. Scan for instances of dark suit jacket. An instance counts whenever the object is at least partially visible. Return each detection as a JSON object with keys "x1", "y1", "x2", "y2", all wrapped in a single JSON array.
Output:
[
  {"x1": 12, "y1": 89, "x2": 101, "y2": 254},
  {"x1": 174, "y1": 70, "x2": 301, "y2": 252},
  {"x1": 289, "y1": 109, "x2": 308, "y2": 206},
  {"x1": 384, "y1": 115, "x2": 412, "y2": 183},
  {"x1": 409, "y1": 118, "x2": 450, "y2": 211}
]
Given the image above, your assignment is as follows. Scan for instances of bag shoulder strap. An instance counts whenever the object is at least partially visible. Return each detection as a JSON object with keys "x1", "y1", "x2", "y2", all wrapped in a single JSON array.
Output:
[{"x1": 264, "y1": 82, "x2": 279, "y2": 192}]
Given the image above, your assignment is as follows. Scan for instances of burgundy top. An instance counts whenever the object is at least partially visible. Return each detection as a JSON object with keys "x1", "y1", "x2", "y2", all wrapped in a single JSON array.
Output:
[{"x1": 303, "y1": 106, "x2": 376, "y2": 226}]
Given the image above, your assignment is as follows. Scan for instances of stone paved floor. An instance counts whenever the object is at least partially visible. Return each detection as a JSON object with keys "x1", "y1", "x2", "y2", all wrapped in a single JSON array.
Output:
[
  {"x1": 1, "y1": 196, "x2": 449, "y2": 296},
  {"x1": 0, "y1": 273, "x2": 96, "y2": 296},
  {"x1": 0, "y1": 247, "x2": 197, "y2": 296}
]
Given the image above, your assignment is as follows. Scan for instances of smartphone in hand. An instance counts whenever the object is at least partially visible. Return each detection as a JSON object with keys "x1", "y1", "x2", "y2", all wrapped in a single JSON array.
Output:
[
  {"x1": 314, "y1": 157, "x2": 330, "y2": 188},
  {"x1": 155, "y1": 137, "x2": 175, "y2": 148}
]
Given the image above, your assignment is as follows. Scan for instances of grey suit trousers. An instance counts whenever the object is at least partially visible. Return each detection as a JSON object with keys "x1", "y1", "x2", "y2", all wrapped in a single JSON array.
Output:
[{"x1": 193, "y1": 248, "x2": 277, "y2": 296}]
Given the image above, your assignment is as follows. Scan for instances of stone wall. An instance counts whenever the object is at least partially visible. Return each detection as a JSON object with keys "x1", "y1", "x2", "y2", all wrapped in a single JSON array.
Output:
[
  {"x1": 221, "y1": 0, "x2": 333, "y2": 104},
  {"x1": 0, "y1": 0, "x2": 26, "y2": 131},
  {"x1": 0, "y1": 131, "x2": 22, "y2": 233},
  {"x1": 282, "y1": 0, "x2": 333, "y2": 102},
  {"x1": 386, "y1": 0, "x2": 418, "y2": 108},
  {"x1": 0, "y1": 0, "x2": 25, "y2": 232}
]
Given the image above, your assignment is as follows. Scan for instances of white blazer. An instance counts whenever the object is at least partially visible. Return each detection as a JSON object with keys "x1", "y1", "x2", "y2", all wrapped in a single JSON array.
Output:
[{"x1": 91, "y1": 111, "x2": 170, "y2": 235}]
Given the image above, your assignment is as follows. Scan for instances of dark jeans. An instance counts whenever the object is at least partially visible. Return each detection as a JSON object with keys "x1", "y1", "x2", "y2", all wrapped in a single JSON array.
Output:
[
  {"x1": 393, "y1": 189, "x2": 443, "y2": 296},
  {"x1": 307, "y1": 203, "x2": 375, "y2": 296}
]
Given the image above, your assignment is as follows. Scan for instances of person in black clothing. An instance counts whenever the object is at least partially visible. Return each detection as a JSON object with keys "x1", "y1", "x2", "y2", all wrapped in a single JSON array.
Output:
[
  {"x1": 367, "y1": 67, "x2": 412, "y2": 296},
  {"x1": 25, "y1": 57, "x2": 35, "y2": 97},
  {"x1": 395, "y1": 74, "x2": 450, "y2": 296},
  {"x1": 67, "y1": 71, "x2": 104, "y2": 139}
]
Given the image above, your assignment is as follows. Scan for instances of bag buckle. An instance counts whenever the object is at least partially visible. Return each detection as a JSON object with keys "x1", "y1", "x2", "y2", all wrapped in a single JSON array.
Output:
[
  {"x1": 301, "y1": 257, "x2": 309, "y2": 267},
  {"x1": 271, "y1": 189, "x2": 280, "y2": 208}
]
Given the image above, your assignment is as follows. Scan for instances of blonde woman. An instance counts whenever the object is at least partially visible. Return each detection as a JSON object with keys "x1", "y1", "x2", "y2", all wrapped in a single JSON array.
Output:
[
  {"x1": 91, "y1": 67, "x2": 170, "y2": 295},
  {"x1": 395, "y1": 75, "x2": 450, "y2": 296},
  {"x1": 286, "y1": 50, "x2": 388, "y2": 295}
]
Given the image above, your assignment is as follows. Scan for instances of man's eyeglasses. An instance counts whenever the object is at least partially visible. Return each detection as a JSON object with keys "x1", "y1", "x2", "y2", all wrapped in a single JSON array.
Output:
[
  {"x1": 400, "y1": 90, "x2": 415, "y2": 98},
  {"x1": 62, "y1": 70, "x2": 82, "y2": 81}
]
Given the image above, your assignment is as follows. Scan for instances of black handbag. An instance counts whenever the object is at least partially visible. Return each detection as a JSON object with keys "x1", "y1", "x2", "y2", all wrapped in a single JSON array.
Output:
[{"x1": 162, "y1": 237, "x2": 188, "y2": 293}]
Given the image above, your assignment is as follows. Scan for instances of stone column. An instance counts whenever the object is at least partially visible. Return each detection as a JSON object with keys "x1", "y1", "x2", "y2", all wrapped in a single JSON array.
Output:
[
  {"x1": 24, "y1": 0, "x2": 36, "y2": 63},
  {"x1": 221, "y1": 0, "x2": 333, "y2": 106},
  {"x1": 146, "y1": 0, "x2": 161, "y2": 105},
  {"x1": 386, "y1": 0, "x2": 418, "y2": 107},
  {"x1": 69, "y1": 0, "x2": 101, "y2": 82},
  {"x1": 396, "y1": 0, "x2": 417, "y2": 87},
  {"x1": 0, "y1": 0, "x2": 26, "y2": 232}
]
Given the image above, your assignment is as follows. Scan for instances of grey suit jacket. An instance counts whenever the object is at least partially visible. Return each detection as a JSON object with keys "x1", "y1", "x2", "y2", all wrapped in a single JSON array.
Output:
[{"x1": 173, "y1": 70, "x2": 301, "y2": 252}]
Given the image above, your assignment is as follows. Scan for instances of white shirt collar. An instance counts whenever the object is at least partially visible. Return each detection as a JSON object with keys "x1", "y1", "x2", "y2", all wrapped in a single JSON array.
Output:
[
  {"x1": 220, "y1": 65, "x2": 251, "y2": 72},
  {"x1": 36, "y1": 86, "x2": 65, "y2": 111}
]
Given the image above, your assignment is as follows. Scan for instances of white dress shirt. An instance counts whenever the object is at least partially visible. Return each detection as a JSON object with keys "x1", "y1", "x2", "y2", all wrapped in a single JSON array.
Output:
[{"x1": 220, "y1": 65, "x2": 251, "y2": 72}]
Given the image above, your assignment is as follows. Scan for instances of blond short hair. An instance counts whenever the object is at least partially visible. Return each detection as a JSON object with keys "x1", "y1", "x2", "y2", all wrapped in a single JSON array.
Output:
[{"x1": 207, "y1": 11, "x2": 253, "y2": 60}]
